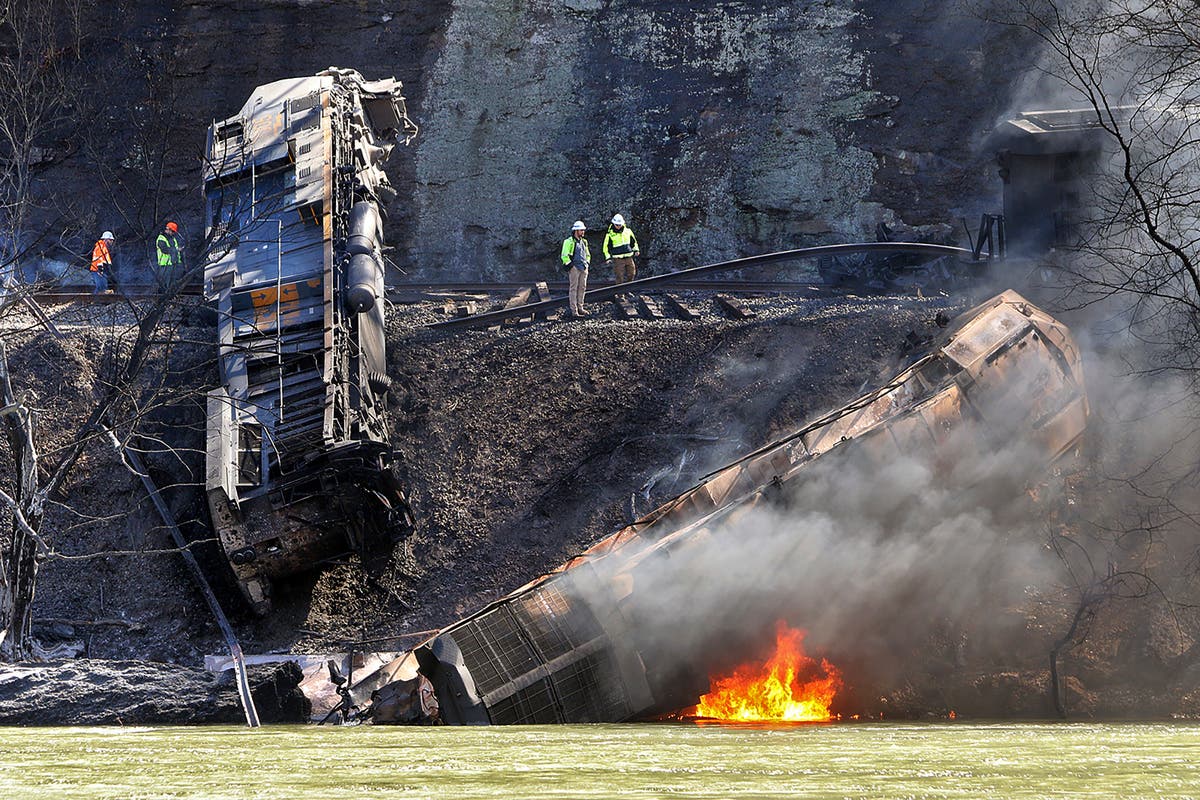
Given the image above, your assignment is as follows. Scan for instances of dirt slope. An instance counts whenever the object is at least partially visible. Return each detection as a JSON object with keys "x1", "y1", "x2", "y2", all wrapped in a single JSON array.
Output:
[{"x1": 3, "y1": 288, "x2": 1196, "y2": 723}]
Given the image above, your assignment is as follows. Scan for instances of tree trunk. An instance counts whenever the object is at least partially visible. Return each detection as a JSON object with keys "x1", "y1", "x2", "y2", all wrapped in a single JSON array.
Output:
[{"x1": 0, "y1": 341, "x2": 43, "y2": 661}]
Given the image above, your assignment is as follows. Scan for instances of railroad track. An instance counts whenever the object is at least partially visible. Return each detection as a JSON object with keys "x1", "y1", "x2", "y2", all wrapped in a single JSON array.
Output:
[
  {"x1": 21, "y1": 279, "x2": 841, "y2": 305},
  {"x1": 20, "y1": 241, "x2": 975, "y2": 315},
  {"x1": 427, "y1": 243, "x2": 976, "y2": 331},
  {"x1": 387, "y1": 279, "x2": 836, "y2": 294}
]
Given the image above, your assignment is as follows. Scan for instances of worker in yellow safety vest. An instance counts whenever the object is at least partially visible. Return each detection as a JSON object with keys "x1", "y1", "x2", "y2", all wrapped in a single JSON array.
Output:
[
  {"x1": 155, "y1": 221, "x2": 183, "y2": 287},
  {"x1": 602, "y1": 214, "x2": 640, "y2": 284}
]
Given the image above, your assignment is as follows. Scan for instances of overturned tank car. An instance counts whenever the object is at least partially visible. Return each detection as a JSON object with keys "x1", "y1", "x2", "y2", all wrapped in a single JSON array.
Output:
[
  {"x1": 328, "y1": 290, "x2": 1089, "y2": 725},
  {"x1": 203, "y1": 69, "x2": 417, "y2": 613}
]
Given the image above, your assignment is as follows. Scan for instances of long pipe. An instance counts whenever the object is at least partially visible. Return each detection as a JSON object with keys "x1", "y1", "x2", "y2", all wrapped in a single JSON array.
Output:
[
  {"x1": 427, "y1": 242, "x2": 976, "y2": 331},
  {"x1": 110, "y1": 431, "x2": 261, "y2": 728}
]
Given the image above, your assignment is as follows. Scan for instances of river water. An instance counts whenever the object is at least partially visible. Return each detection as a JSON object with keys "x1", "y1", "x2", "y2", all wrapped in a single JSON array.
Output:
[{"x1": 0, "y1": 721, "x2": 1195, "y2": 799}]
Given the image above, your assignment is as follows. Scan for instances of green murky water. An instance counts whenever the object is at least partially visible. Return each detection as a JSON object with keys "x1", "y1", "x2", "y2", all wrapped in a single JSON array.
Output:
[{"x1": 0, "y1": 722, "x2": 1196, "y2": 799}]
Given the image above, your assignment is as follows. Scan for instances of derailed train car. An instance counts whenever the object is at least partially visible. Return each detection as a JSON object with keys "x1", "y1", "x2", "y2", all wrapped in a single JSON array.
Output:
[
  {"x1": 343, "y1": 290, "x2": 1088, "y2": 724},
  {"x1": 203, "y1": 69, "x2": 417, "y2": 613}
]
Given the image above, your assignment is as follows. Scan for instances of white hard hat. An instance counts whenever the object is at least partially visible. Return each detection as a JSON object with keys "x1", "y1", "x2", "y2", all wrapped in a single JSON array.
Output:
[
  {"x1": 611, "y1": 214, "x2": 625, "y2": 226},
  {"x1": 101, "y1": 231, "x2": 114, "y2": 240},
  {"x1": 572, "y1": 220, "x2": 586, "y2": 231}
]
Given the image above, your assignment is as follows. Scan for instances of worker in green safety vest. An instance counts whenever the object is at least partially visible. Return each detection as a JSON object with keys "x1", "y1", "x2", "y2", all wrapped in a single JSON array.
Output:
[
  {"x1": 560, "y1": 220, "x2": 590, "y2": 318},
  {"x1": 155, "y1": 221, "x2": 183, "y2": 288},
  {"x1": 603, "y1": 213, "x2": 640, "y2": 284}
]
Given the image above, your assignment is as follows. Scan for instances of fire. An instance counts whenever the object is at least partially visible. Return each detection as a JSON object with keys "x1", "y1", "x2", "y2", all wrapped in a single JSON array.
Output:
[{"x1": 694, "y1": 622, "x2": 842, "y2": 722}]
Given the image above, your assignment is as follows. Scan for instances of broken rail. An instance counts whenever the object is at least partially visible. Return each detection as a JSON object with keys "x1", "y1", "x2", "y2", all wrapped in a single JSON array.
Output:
[{"x1": 426, "y1": 242, "x2": 977, "y2": 332}]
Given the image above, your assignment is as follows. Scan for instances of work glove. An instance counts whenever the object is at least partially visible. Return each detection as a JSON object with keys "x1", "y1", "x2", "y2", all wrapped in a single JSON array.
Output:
[{"x1": 605, "y1": 259, "x2": 612, "y2": 267}]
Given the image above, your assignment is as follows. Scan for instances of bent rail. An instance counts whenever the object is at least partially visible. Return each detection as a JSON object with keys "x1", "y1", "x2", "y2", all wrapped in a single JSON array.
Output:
[{"x1": 427, "y1": 242, "x2": 976, "y2": 331}]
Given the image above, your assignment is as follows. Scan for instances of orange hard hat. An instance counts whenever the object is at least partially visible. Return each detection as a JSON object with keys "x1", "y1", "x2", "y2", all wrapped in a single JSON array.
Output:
[{"x1": 166, "y1": 221, "x2": 178, "y2": 233}]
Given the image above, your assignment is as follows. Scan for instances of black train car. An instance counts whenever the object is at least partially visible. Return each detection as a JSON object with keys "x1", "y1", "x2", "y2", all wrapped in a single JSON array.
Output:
[{"x1": 203, "y1": 69, "x2": 416, "y2": 613}]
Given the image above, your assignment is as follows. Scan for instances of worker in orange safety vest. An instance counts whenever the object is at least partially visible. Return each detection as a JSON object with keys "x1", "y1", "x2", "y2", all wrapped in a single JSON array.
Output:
[{"x1": 90, "y1": 231, "x2": 115, "y2": 294}]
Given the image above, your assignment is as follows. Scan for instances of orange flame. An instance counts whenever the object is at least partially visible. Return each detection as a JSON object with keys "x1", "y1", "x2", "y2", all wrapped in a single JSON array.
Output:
[{"x1": 694, "y1": 622, "x2": 842, "y2": 722}]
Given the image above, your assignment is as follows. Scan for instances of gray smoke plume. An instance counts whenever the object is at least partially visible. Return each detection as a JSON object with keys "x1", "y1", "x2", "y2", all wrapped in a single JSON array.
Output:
[
  {"x1": 554, "y1": 281, "x2": 1200, "y2": 718},
  {"x1": 557, "y1": 332, "x2": 1083, "y2": 713}
]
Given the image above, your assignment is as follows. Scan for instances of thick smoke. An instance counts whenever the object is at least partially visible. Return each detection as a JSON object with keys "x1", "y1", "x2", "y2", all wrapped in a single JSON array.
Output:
[
  {"x1": 515, "y1": 2, "x2": 1200, "y2": 717},
  {"x1": 631, "y1": 441, "x2": 1056, "y2": 666},
  {"x1": 560, "y1": 288, "x2": 1200, "y2": 716},
  {"x1": 563, "y1": 332, "x2": 1084, "y2": 710},
  {"x1": 578, "y1": 0, "x2": 1200, "y2": 713}
]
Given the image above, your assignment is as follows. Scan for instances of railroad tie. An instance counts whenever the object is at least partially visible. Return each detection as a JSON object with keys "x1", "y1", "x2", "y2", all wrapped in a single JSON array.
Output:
[
  {"x1": 664, "y1": 293, "x2": 700, "y2": 321},
  {"x1": 613, "y1": 294, "x2": 640, "y2": 320},
  {"x1": 638, "y1": 294, "x2": 666, "y2": 320},
  {"x1": 489, "y1": 286, "x2": 534, "y2": 332},
  {"x1": 533, "y1": 281, "x2": 560, "y2": 321},
  {"x1": 715, "y1": 294, "x2": 757, "y2": 319}
]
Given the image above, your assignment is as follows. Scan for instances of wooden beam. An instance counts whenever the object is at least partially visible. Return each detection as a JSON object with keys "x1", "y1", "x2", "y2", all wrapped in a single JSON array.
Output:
[
  {"x1": 716, "y1": 294, "x2": 757, "y2": 319},
  {"x1": 664, "y1": 293, "x2": 700, "y2": 321}
]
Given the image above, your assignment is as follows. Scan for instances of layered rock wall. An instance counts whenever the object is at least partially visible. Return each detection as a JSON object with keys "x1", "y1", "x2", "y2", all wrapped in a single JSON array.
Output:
[
  {"x1": 35, "y1": 1, "x2": 1038, "y2": 280},
  {"x1": 409, "y1": 0, "x2": 1034, "y2": 278}
]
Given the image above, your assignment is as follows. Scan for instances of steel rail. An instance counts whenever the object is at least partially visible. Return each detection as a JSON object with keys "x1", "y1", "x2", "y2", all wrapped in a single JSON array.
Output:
[
  {"x1": 35, "y1": 280, "x2": 832, "y2": 302},
  {"x1": 394, "y1": 280, "x2": 835, "y2": 293},
  {"x1": 426, "y1": 242, "x2": 977, "y2": 331}
]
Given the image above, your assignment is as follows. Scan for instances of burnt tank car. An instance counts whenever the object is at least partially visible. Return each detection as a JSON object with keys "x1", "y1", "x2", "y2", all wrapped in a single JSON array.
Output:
[
  {"x1": 203, "y1": 68, "x2": 417, "y2": 613},
  {"x1": 351, "y1": 291, "x2": 1088, "y2": 724}
]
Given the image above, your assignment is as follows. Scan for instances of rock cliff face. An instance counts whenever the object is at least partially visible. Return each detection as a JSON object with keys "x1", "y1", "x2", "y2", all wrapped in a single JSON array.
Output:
[
  {"x1": 53, "y1": 0, "x2": 1038, "y2": 282},
  {"x1": 408, "y1": 0, "x2": 1032, "y2": 277}
]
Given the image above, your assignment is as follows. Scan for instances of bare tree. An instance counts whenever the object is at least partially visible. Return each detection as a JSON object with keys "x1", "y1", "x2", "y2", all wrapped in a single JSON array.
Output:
[
  {"x1": 1000, "y1": 1, "x2": 1200, "y2": 374},
  {"x1": 0, "y1": 0, "x2": 85, "y2": 288},
  {"x1": 0, "y1": 58, "x2": 294, "y2": 660},
  {"x1": 995, "y1": 0, "x2": 1200, "y2": 713},
  {"x1": 0, "y1": 2, "x2": 237, "y2": 657}
]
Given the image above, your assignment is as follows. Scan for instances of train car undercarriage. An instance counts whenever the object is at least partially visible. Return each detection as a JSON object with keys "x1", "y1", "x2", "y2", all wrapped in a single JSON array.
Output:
[{"x1": 203, "y1": 69, "x2": 417, "y2": 613}]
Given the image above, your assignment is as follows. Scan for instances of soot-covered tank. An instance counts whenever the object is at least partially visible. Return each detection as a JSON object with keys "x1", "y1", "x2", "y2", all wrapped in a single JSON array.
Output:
[
  {"x1": 203, "y1": 68, "x2": 417, "y2": 613},
  {"x1": 336, "y1": 290, "x2": 1089, "y2": 725}
]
